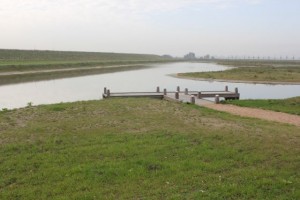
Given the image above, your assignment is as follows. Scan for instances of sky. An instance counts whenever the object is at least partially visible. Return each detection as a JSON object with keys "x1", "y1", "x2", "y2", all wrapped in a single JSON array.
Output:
[{"x1": 0, "y1": 0, "x2": 299, "y2": 58}]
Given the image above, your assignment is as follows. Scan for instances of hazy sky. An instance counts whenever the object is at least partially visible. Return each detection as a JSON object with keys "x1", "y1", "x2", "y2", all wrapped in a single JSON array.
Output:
[{"x1": 0, "y1": 0, "x2": 299, "y2": 57}]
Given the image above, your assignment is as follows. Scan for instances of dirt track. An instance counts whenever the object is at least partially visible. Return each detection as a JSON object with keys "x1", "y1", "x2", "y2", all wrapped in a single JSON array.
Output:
[{"x1": 204, "y1": 104, "x2": 300, "y2": 126}]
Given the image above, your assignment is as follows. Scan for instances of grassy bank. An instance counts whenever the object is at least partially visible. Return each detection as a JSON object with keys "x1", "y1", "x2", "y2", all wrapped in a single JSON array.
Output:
[
  {"x1": 178, "y1": 60, "x2": 300, "y2": 83},
  {"x1": 0, "y1": 65, "x2": 150, "y2": 86},
  {"x1": 216, "y1": 60, "x2": 300, "y2": 68},
  {"x1": 1, "y1": 98, "x2": 299, "y2": 199},
  {"x1": 0, "y1": 49, "x2": 172, "y2": 72},
  {"x1": 222, "y1": 96, "x2": 300, "y2": 116},
  {"x1": 0, "y1": 49, "x2": 176, "y2": 85}
]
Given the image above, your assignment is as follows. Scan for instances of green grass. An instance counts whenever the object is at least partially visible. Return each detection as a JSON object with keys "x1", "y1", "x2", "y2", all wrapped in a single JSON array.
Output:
[
  {"x1": 0, "y1": 65, "x2": 150, "y2": 86},
  {"x1": 0, "y1": 49, "x2": 174, "y2": 72},
  {"x1": 217, "y1": 60, "x2": 300, "y2": 68},
  {"x1": 179, "y1": 66, "x2": 300, "y2": 83},
  {"x1": 222, "y1": 96, "x2": 300, "y2": 116},
  {"x1": 0, "y1": 49, "x2": 177, "y2": 85},
  {"x1": 178, "y1": 60, "x2": 300, "y2": 83},
  {"x1": 0, "y1": 49, "x2": 169, "y2": 65},
  {"x1": 0, "y1": 98, "x2": 299, "y2": 199}
]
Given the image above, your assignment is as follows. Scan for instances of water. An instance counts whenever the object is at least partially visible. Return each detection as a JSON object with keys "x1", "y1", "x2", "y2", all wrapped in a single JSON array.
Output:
[{"x1": 0, "y1": 62, "x2": 299, "y2": 109}]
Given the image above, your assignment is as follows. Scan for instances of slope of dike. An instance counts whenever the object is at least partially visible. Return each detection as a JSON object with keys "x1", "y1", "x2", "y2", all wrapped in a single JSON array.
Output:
[
  {"x1": 0, "y1": 49, "x2": 176, "y2": 85},
  {"x1": 1, "y1": 98, "x2": 299, "y2": 199}
]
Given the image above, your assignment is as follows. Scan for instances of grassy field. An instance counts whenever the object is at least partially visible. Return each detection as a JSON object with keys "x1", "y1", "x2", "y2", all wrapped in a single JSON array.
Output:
[
  {"x1": 178, "y1": 60, "x2": 300, "y2": 83},
  {"x1": 0, "y1": 98, "x2": 299, "y2": 199},
  {"x1": 222, "y1": 96, "x2": 300, "y2": 116}
]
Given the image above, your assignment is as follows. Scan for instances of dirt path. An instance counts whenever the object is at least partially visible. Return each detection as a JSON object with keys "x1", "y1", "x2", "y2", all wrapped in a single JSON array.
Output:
[
  {"x1": 204, "y1": 104, "x2": 300, "y2": 126},
  {"x1": 164, "y1": 93, "x2": 300, "y2": 126}
]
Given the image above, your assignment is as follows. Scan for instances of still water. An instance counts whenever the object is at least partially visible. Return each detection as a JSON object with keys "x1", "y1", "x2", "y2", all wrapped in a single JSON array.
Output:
[{"x1": 0, "y1": 62, "x2": 299, "y2": 109}]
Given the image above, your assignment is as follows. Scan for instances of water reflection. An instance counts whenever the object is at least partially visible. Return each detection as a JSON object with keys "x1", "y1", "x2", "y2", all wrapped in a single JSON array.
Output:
[{"x1": 0, "y1": 62, "x2": 299, "y2": 109}]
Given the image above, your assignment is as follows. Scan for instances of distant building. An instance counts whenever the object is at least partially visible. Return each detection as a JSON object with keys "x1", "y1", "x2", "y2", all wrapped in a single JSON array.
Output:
[
  {"x1": 162, "y1": 55, "x2": 173, "y2": 59},
  {"x1": 203, "y1": 54, "x2": 210, "y2": 59},
  {"x1": 184, "y1": 52, "x2": 196, "y2": 60}
]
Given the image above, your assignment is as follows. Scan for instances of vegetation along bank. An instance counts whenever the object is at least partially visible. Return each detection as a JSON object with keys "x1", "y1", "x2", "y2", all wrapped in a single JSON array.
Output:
[
  {"x1": 178, "y1": 60, "x2": 300, "y2": 84},
  {"x1": 0, "y1": 49, "x2": 176, "y2": 85}
]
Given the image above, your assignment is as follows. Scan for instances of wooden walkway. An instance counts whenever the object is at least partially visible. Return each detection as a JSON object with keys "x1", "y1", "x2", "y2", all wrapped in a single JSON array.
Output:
[
  {"x1": 164, "y1": 93, "x2": 214, "y2": 106},
  {"x1": 102, "y1": 86, "x2": 240, "y2": 105},
  {"x1": 103, "y1": 92, "x2": 165, "y2": 99},
  {"x1": 102, "y1": 87, "x2": 300, "y2": 126}
]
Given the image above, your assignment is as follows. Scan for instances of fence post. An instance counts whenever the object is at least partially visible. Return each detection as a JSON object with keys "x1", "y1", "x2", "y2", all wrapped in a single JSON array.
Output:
[
  {"x1": 107, "y1": 89, "x2": 110, "y2": 97},
  {"x1": 177, "y1": 86, "x2": 180, "y2": 92},
  {"x1": 190, "y1": 95, "x2": 195, "y2": 104},
  {"x1": 163, "y1": 89, "x2": 167, "y2": 95},
  {"x1": 215, "y1": 95, "x2": 220, "y2": 104},
  {"x1": 235, "y1": 87, "x2": 239, "y2": 94},
  {"x1": 225, "y1": 86, "x2": 228, "y2": 92},
  {"x1": 185, "y1": 88, "x2": 188, "y2": 95},
  {"x1": 197, "y1": 92, "x2": 202, "y2": 99},
  {"x1": 175, "y1": 92, "x2": 179, "y2": 99},
  {"x1": 156, "y1": 86, "x2": 160, "y2": 93}
]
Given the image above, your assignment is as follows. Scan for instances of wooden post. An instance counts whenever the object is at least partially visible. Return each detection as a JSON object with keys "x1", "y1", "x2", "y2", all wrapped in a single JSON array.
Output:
[
  {"x1": 175, "y1": 92, "x2": 179, "y2": 99},
  {"x1": 215, "y1": 95, "x2": 220, "y2": 104},
  {"x1": 225, "y1": 86, "x2": 228, "y2": 92},
  {"x1": 235, "y1": 87, "x2": 239, "y2": 94},
  {"x1": 177, "y1": 86, "x2": 180, "y2": 92},
  {"x1": 185, "y1": 88, "x2": 188, "y2": 95},
  {"x1": 104, "y1": 87, "x2": 107, "y2": 94},
  {"x1": 197, "y1": 92, "x2": 202, "y2": 99},
  {"x1": 156, "y1": 86, "x2": 160, "y2": 93},
  {"x1": 190, "y1": 95, "x2": 195, "y2": 104},
  {"x1": 163, "y1": 89, "x2": 167, "y2": 95},
  {"x1": 107, "y1": 89, "x2": 110, "y2": 97}
]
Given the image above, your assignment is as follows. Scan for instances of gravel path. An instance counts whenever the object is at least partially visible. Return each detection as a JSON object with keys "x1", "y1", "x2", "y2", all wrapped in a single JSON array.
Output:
[
  {"x1": 204, "y1": 104, "x2": 300, "y2": 126},
  {"x1": 165, "y1": 93, "x2": 300, "y2": 126}
]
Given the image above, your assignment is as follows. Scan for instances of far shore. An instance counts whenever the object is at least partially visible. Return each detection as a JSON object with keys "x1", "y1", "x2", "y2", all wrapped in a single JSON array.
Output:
[
  {"x1": 171, "y1": 74, "x2": 300, "y2": 85},
  {"x1": 0, "y1": 63, "x2": 147, "y2": 76},
  {"x1": 0, "y1": 64, "x2": 152, "y2": 86}
]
